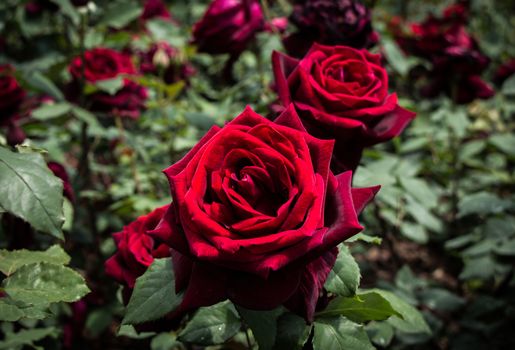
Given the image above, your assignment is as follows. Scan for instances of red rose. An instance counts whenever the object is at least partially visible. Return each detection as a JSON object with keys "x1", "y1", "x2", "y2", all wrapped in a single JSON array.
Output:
[
  {"x1": 192, "y1": 0, "x2": 264, "y2": 57},
  {"x1": 494, "y1": 58, "x2": 515, "y2": 86},
  {"x1": 272, "y1": 44, "x2": 416, "y2": 172},
  {"x1": 0, "y1": 65, "x2": 26, "y2": 125},
  {"x1": 105, "y1": 205, "x2": 171, "y2": 289},
  {"x1": 47, "y1": 162, "x2": 75, "y2": 202},
  {"x1": 149, "y1": 106, "x2": 379, "y2": 321},
  {"x1": 284, "y1": 0, "x2": 378, "y2": 58},
  {"x1": 68, "y1": 48, "x2": 147, "y2": 119},
  {"x1": 141, "y1": 0, "x2": 174, "y2": 22},
  {"x1": 393, "y1": 4, "x2": 494, "y2": 104}
]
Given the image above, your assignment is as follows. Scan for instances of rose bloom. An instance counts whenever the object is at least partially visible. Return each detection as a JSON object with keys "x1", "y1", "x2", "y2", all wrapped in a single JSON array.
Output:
[
  {"x1": 148, "y1": 106, "x2": 379, "y2": 321},
  {"x1": 0, "y1": 65, "x2": 26, "y2": 125},
  {"x1": 141, "y1": 0, "x2": 173, "y2": 22},
  {"x1": 284, "y1": 0, "x2": 378, "y2": 58},
  {"x1": 494, "y1": 58, "x2": 515, "y2": 86},
  {"x1": 47, "y1": 162, "x2": 75, "y2": 202},
  {"x1": 192, "y1": 0, "x2": 264, "y2": 57},
  {"x1": 68, "y1": 48, "x2": 147, "y2": 119},
  {"x1": 0, "y1": 65, "x2": 26, "y2": 145},
  {"x1": 105, "y1": 205, "x2": 171, "y2": 289},
  {"x1": 272, "y1": 44, "x2": 416, "y2": 172},
  {"x1": 393, "y1": 3, "x2": 494, "y2": 104}
]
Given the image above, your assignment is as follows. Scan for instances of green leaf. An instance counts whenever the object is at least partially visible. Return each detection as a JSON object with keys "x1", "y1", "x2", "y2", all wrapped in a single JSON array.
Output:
[
  {"x1": 325, "y1": 245, "x2": 361, "y2": 297},
  {"x1": 490, "y1": 134, "x2": 515, "y2": 156},
  {"x1": 273, "y1": 312, "x2": 311, "y2": 350},
  {"x1": 24, "y1": 71, "x2": 64, "y2": 101},
  {"x1": 0, "y1": 297, "x2": 49, "y2": 321},
  {"x1": 236, "y1": 306, "x2": 284, "y2": 350},
  {"x1": 316, "y1": 292, "x2": 401, "y2": 323},
  {"x1": 382, "y1": 38, "x2": 411, "y2": 76},
  {"x1": 178, "y1": 301, "x2": 241, "y2": 345},
  {"x1": 49, "y1": 0, "x2": 80, "y2": 25},
  {"x1": 365, "y1": 322, "x2": 394, "y2": 348},
  {"x1": 94, "y1": 76, "x2": 125, "y2": 95},
  {"x1": 3, "y1": 262, "x2": 90, "y2": 304},
  {"x1": 367, "y1": 289, "x2": 431, "y2": 334},
  {"x1": 458, "y1": 192, "x2": 511, "y2": 217},
  {"x1": 122, "y1": 258, "x2": 183, "y2": 325},
  {"x1": 399, "y1": 222, "x2": 428, "y2": 244},
  {"x1": 31, "y1": 102, "x2": 72, "y2": 120},
  {"x1": 313, "y1": 316, "x2": 375, "y2": 350},
  {"x1": 0, "y1": 327, "x2": 58, "y2": 349},
  {"x1": 99, "y1": 0, "x2": 142, "y2": 29},
  {"x1": 0, "y1": 147, "x2": 65, "y2": 239},
  {"x1": 346, "y1": 233, "x2": 382, "y2": 245},
  {"x1": 0, "y1": 300, "x2": 24, "y2": 322},
  {"x1": 405, "y1": 195, "x2": 443, "y2": 233},
  {"x1": 494, "y1": 238, "x2": 515, "y2": 256},
  {"x1": 399, "y1": 177, "x2": 438, "y2": 209},
  {"x1": 0, "y1": 245, "x2": 70, "y2": 275},
  {"x1": 151, "y1": 333, "x2": 180, "y2": 350},
  {"x1": 418, "y1": 288, "x2": 465, "y2": 312},
  {"x1": 501, "y1": 74, "x2": 515, "y2": 96}
]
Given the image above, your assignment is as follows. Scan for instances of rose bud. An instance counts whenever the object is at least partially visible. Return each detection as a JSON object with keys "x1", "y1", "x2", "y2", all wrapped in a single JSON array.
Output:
[
  {"x1": 284, "y1": 0, "x2": 378, "y2": 58},
  {"x1": 149, "y1": 106, "x2": 379, "y2": 322},
  {"x1": 105, "y1": 205, "x2": 171, "y2": 289},
  {"x1": 135, "y1": 42, "x2": 196, "y2": 84},
  {"x1": 192, "y1": 0, "x2": 264, "y2": 57},
  {"x1": 272, "y1": 44, "x2": 416, "y2": 172},
  {"x1": 68, "y1": 48, "x2": 148, "y2": 119}
]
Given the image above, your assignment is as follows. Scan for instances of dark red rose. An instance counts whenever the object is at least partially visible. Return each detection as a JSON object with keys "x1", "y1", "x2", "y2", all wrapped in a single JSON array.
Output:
[
  {"x1": 494, "y1": 58, "x2": 515, "y2": 86},
  {"x1": 47, "y1": 162, "x2": 75, "y2": 202},
  {"x1": 149, "y1": 106, "x2": 379, "y2": 321},
  {"x1": 6, "y1": 123, "x2": 26, "y2": 146},
  {"x1": 272, "y1": 44, "x2": 416, "y2": 172},
  {"x1": 0, "y1": 65, "x2": 26, "y2": 125},
  {"x1": 393, "y1": 3, "x2": 494, "y2": 104},
  {"x1": 284, "y1": 0, "x2": 378, "y2": 58},
  {"x1": 68, "y1": 48, "x2": 147, "y2": 118},
  {"x1": 136, "y1": 42, "x2": 196, "y2": 84},
  {"x1": 105, "y1": 205, "x2": 171, "y2": 289},
  {"x1": 141, "y1": 0, "x2": 173, "y2": 22},
  {"x1": 192, "y1": 0, "x2": 264, "y2": 57}
]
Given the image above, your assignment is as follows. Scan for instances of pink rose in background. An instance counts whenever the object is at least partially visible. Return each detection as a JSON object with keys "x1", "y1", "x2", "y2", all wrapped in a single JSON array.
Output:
[{"x1": 272, "y1": 44, "x2": 416, "y2": 172}]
